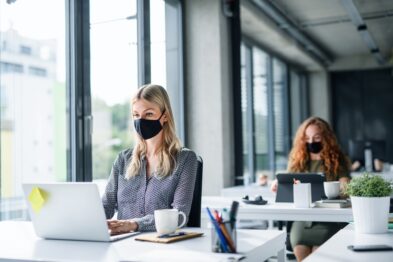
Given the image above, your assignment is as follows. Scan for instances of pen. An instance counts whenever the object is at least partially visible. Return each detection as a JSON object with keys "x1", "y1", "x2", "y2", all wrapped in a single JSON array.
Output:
[
  {"x1": 213, "y1": 209, "x2": 222, "y2": 223},
  {"x1": 229, "y1": 201, "x2": 239, "y2": 229},
  {"x1": 157, "y1": 231, "x2": 187, "y2": 238}
]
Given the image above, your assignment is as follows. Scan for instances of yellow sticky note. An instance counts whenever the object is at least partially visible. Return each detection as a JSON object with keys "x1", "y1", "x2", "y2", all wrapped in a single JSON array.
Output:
[{"x1": 28, "y1": 187, "x2": 48, "y2": 213}]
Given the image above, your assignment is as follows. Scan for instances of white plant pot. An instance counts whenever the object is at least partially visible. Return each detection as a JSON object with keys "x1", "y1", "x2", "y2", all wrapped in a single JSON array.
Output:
[{"x1": 351, "y1": 196, "x2": 390, "y2": 234}]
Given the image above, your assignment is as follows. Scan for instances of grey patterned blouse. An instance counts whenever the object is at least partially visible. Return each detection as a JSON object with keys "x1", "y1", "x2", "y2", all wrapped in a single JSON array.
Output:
[{"x1": 102, "y1": 147, "x2": 198, "y2": 232}]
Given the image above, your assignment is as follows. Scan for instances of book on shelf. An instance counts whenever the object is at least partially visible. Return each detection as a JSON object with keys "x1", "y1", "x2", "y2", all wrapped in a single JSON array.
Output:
[{"x1": 314, "y1": 199, "x2": 351, "y2": 208}]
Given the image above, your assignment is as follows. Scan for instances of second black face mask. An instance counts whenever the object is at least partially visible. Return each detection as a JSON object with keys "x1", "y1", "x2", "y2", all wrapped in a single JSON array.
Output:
[
  {"x1": 307, "y1": 142, "x2": 323, "y2": 154},
  {"x1": 134, "y1": 112, "x2": 164, "y2": 140}
]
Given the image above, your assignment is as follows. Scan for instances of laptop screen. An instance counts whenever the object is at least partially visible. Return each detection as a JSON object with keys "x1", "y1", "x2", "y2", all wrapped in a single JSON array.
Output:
[{"x1": 275, "y1": 173, "x2": 326, "y2": 203}]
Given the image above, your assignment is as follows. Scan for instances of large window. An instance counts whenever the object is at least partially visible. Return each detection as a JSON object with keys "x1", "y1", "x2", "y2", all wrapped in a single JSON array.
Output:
[
  {"x1": 150, "y1": 0, "x2": 167, "y2": 87},
  {"x1": 240, "y1": 41, "x2": 292, "y2": 183},
  {"x1": 90, "y1": 1, "x2": 138, "y2": 186},
  {"x1": 253, "y1": 48, "x2": 269, "y2": 178},
  {"x1": 0, "y1": 0, "x2": 184, "y2": 220},
  {"x1": 0, "y1": 0, "x2": 67, "y2": 220},
  {"x1": 240, "y1": 44, "x2": 249, "y2": 184},
  {"x1": 90, "y1": 0, "x2": 183, "y2": 192},
  {"x1": 272, "y1": 58, "x2": 288, "y2": 171}
]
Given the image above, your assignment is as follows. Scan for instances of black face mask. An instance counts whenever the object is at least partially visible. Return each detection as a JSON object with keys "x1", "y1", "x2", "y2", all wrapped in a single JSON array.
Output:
[
  {"x1": 134, "y1": 111, "x2": 165, "y2": 140},
  {"x1": 307, "y1": 142, "x2": 323, "y2": 154}
]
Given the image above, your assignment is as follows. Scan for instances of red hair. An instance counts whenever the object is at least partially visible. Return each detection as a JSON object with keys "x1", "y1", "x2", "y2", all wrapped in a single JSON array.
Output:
[{"x1": 288, "y1": 117, "x2": 350, "y2": 181}]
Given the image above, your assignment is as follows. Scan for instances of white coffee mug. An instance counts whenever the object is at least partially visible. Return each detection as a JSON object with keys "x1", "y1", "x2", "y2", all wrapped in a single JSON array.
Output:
[
  {"x1": 324, "y1": 181, "x2": 340, "y2": 199},
  {"x1": 154, "y1": 209, "x2": 187, "y2": 235}
]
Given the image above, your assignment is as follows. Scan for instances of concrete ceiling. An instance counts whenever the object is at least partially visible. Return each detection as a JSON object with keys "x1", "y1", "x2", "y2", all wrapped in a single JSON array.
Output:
[{"x1": 241, "y1": 0, "x2": 393, "y2": 71}]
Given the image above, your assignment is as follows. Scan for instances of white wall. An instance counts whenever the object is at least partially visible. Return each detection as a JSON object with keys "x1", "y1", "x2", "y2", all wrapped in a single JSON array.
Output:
[{"x1": 184, "y1": 0, "x2": 235, "y2": 195}]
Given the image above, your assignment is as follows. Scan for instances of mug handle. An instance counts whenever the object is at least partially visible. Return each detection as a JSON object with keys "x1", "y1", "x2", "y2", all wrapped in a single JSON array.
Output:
[{"x1": 177, "y1": 211, "x2": 187, "y2": 229}]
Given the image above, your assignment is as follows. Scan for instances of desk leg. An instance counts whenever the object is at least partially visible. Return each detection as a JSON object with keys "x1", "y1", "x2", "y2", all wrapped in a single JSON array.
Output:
[{"x1": 277, "y1": 248, "x2": 286, "y2": 262}]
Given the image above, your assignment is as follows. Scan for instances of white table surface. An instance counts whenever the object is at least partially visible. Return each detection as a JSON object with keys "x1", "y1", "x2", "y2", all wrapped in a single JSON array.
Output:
[
  {"x1": 221, "y1": 183, "x2": 275, "y2": 199},
  {"x1": 304, "y1": 224, "x2": 393, "y2": 262},
  {"x1": 0, "y1": 221, "x2": 286, "y2": 262},
  {"x1": 202, "y1": 196, "x2": 354, "y2": 223}
]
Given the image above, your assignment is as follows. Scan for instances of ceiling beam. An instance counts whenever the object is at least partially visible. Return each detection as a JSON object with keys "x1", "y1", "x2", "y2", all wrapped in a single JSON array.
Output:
[
  {"x1": 340, "y1": 0, "x2": 385, "y2": 65},
  {"x1": 250, "y1": 0, "x2": 333, "y2": 67},
  {"x1": 300, "y1": 10, "x2": 393, "y2": 29}
]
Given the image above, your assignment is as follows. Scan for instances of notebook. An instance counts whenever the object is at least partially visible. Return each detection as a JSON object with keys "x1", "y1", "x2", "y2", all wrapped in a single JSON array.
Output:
[
  {"x1": 314, "y1": 199, "x2": 351, "y2": 208},
  {"x1": 135, "y1": 231, "x2": 204, "y2": 243},
  {"x1": 22, "y1": 182, "x2": 139, "y2": 242},
  {"x1": 275, "y1": 173, "x2": 326, "y2": 202}
]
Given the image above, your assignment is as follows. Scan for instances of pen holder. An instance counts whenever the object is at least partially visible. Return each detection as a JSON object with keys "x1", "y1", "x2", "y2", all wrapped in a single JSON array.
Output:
[{"x1": 210, "y1": 220, "x2": 237, "y2": 253}]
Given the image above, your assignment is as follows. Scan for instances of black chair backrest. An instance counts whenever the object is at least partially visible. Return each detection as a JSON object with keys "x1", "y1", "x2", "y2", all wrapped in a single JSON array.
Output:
[{"x1": 187, "y1": 156, "x2": 203, "y2": 227}]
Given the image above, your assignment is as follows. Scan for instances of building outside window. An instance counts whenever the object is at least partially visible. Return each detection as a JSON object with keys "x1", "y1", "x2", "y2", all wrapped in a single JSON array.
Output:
[
  {"x1": 0, "y1": 0, "x2": 67, "y2": 220},
  {"x1": 0, "y1": 0, "x2": 185, "y2": 219}
]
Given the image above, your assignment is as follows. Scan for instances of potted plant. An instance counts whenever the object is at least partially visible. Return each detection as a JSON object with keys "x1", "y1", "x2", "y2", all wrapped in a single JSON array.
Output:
[{"x1": 345, "y1": 173, "x2": 392, "y2": 234}]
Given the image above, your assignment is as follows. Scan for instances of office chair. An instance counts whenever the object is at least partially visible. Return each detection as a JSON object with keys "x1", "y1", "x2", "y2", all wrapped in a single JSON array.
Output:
[{"x1": 187, "y1": 156, "x2": 203, "y2": 227}]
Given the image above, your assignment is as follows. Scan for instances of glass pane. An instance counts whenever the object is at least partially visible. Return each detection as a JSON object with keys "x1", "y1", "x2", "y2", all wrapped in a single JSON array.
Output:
[
  {"x1": 290, "y1": 70, "x2": 302, "y2": 140},
  {"x1": 150, "y1": 0, "x2": 166, "y2": 87},
  {"x1": 273, "y1": 59, "x2": 287, "y2": 171},
  {"x1": 90, "y1": 1, "x2": 138, "y2": 192},
  {"x1": 252, "y1": 47, "x2": 269, "y2": 178},
  {"x1": 0, "y1": 0, "x2": 67, "y2": 220},
  {"x1": 240, "y1": 44, "x2": 248, "y2": 182}
]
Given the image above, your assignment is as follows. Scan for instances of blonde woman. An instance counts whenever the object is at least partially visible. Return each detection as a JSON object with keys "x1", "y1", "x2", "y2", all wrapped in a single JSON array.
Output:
[
  {"x1": 102, "y1": 84, "x2": 198, "y2": 234},
  {"x1": 271, "y1": 117, "x2": 351, "y2": 261}
]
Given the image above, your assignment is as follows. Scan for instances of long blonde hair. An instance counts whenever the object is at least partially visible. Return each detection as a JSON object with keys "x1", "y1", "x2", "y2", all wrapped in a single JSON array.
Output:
[
  {"x1": 126, "y1": 84, "x2": 181, "y2": 179},
  {"x1": 288, "y1": 116, "x2": 350, "y2": 180}
]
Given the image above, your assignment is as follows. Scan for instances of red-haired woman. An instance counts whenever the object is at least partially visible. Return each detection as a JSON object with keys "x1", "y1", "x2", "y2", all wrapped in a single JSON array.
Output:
[{"x1": 271, "y1": 116, "x2": 351, "y2": 261}]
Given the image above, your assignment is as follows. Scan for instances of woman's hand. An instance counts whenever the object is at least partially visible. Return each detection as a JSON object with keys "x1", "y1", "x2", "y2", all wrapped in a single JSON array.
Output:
[
  {"x1": 270, "y1": 179, "x2": 278, "y2": 192},
  {"x1": 107, "y1": 219, "x2": 138, "y2": 235}
]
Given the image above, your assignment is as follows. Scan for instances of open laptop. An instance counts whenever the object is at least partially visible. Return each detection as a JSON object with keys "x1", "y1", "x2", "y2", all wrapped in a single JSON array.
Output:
[
  {"x1": 22, "y1": 182, "x2": 139, "y2": 242},
  {"x1": 275, "y1": 173, "x2": 326, "y2": 203}
]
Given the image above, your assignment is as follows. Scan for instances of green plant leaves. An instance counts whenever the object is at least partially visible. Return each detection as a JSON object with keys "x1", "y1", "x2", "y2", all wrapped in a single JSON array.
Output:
[{"x1": 345, "y1": 173, "x2": 393, "y2": 197}]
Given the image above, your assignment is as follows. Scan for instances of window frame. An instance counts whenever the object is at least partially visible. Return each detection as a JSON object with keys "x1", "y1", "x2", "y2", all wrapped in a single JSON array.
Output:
[
  {"x1": 68, "y1": 0, "x2": 185, "y2": 182},
  {"x1": 238, "y1": 36, "x2": 298, "y2": 183}
]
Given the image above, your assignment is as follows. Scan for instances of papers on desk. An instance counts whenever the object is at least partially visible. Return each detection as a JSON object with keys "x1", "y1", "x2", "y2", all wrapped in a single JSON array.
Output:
[{"x1": 314, "y1": 199, "x2": 351, "y2": 208}]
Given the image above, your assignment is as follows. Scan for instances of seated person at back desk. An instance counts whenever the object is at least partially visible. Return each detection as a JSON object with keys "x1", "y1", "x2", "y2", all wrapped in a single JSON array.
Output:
[
  {"x1": 270, "y1": 117, "x2": 351, "y2": 262},
  {"x1": 102, "y1": 84, "x2": 198, "y2": 234},
  {"x1": 351, "y1": 158, "x2": 383, "y2": 172}
]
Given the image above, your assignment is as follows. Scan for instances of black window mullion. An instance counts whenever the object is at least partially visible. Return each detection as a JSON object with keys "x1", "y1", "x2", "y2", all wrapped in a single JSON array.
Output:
[
  {"x1": 267, "y1": 56, "x2": 276, "y2": 174},
  {"x1": 300, "y1": 74, "x2": 309, "y2": 118},
  {"x1": 229, "y1": 0, "x2": 243, "y2": 185},
  {"x1": 66, "y1": 0, "x2": 92, "y2": 182},
  {"x1": 282, "y1": 64, "x2": 291, "y2": 155},
  {"x1": 137, "y1": 0, "x2": 151, "y2": 86}
]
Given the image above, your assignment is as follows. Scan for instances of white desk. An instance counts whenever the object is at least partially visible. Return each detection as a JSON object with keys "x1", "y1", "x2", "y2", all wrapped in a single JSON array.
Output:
[
  {"x1": 202, "y1": 196, "x2": 353, "y2": 225},
  {"x1": 304, "y1": 224, "x2": 393, "y2": 262},
  {"x1": 0, "y1": 221, "x2": 286, "y2": 262},
  {"x1": 221, "y1": 183, "x2": 275, "y2": 200}
]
